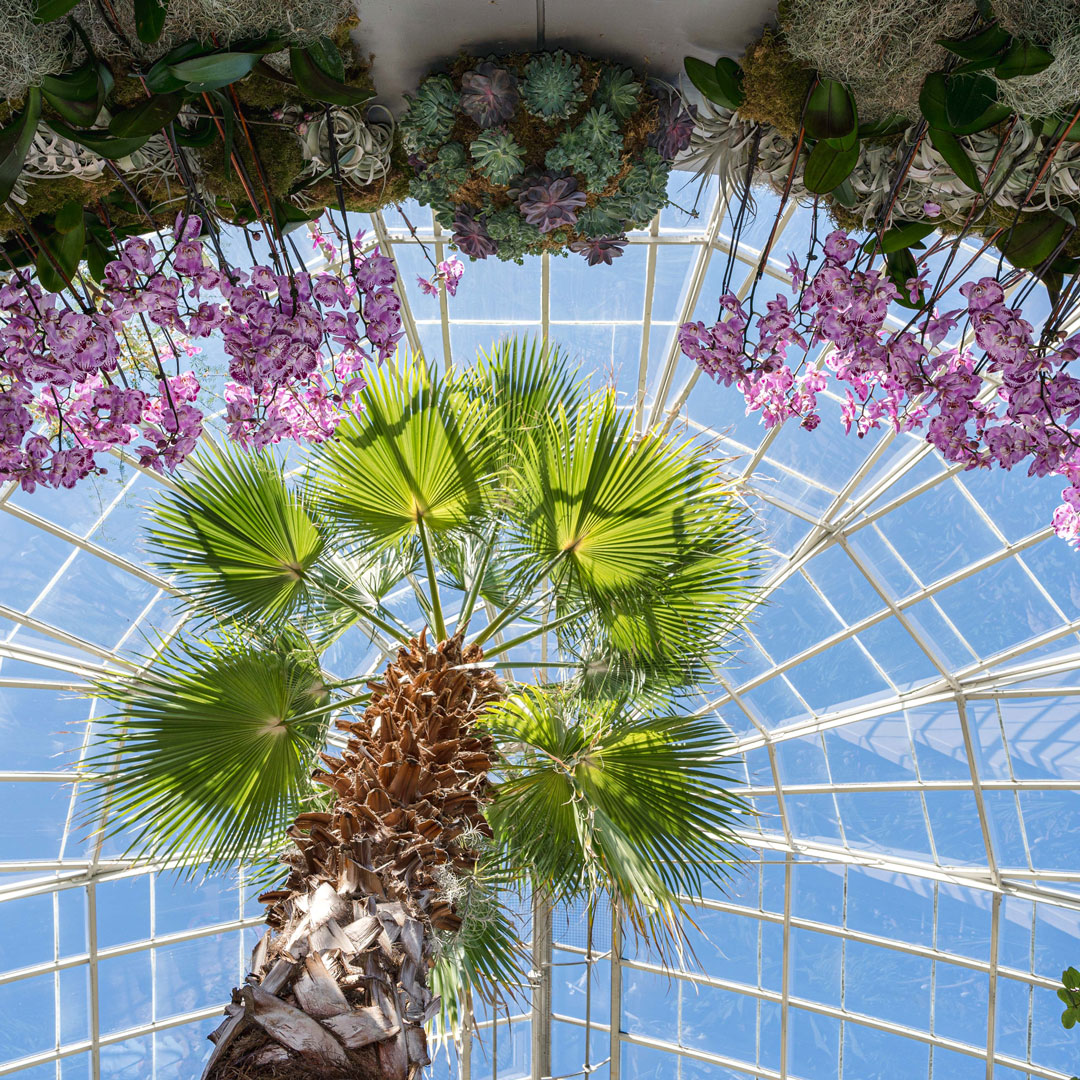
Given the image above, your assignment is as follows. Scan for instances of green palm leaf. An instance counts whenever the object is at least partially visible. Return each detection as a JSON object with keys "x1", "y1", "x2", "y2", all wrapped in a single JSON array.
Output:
[
  {"x1": 484, "y1": 687, "x2": 751, "y2": 938},
  {"x1": 148, "y1": 444, "x2": 326, "y2": 624},
  {"x1": 82, "y1": 636, "x2": 330, "y2": 872},
  {"x1": 450, "y1": 336, "x2": 582, "y2": 477},
  {"x1": 510, "y1": 394, "x2": 712, "y2": 593},
  {"x1": 314, "y1": 353, "x2": 494, "y2": 550}
]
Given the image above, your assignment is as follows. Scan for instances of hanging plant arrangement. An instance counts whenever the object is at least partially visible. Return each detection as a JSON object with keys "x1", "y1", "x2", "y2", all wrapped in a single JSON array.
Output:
[
  {"x1": 400, "y1": 51, "x2": 693, "y2": 265},
  {"x1": 0, "y1": 7, "x2": 411, "y2": 287},
  {"x1": 682, "y1": 1, "x2": 1080, "y2": 297}
]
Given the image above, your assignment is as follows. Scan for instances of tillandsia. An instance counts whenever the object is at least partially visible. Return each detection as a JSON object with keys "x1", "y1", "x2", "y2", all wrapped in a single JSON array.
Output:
[
  {"x1": 401, "y1": 51, "x2": 678, "y2": 265},
  {"x1": 682, "y1": 7, "x2": 1080, "y2": 281}
]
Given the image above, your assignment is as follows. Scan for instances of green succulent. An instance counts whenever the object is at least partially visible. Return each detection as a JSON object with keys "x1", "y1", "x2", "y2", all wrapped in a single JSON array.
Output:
[
  {"x1": 521, "y1": 50, "x2": 586, "y2": 121},
  {"x1": 401, "y1": 73, "x2": 458, "y2": 151},
  {"x1": 616, "y1": 147, "x2": 669, "y2": 223},
  {"x1": 470, "y1": 129, "x2": 526, "y2": 186},
  {"x1": 578, "y1": 105, "x2": 619, "y2": 147},
  {"x1": 483, "y1": 203, "x2": 545, "y2": 263},
  {"x1": 409, "y1": 142, "x2": 471, "y2": 213},
  {"x1": 596, "y1": 66, "x2": 642, "y2": 120},
  {"x1": 546, "y1": 107, "x2": 623, "y2": 194},
  {"x1": 577, "y1": 201, "x2": 630, "y2": 238}
]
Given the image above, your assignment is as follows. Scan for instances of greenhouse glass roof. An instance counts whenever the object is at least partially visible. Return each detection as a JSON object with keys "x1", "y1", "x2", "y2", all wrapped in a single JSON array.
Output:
[{"x1": 1, "y1": 171, "x2": 1079, "y2": 1080}]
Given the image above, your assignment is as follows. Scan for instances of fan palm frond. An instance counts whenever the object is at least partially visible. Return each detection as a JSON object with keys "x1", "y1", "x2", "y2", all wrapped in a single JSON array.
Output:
[
  {"x1": 484, "y1": 687, "x2": 751, "y2": 938},
  {"x1": 314, "y1": 354, "x2": 495, "y2": 552},
  {"x1": 148, "y1": 444, "x2": 326, "y2": 625},
  {"x1": 82, "y1": 636, "x2": 332, "y2": 872}
]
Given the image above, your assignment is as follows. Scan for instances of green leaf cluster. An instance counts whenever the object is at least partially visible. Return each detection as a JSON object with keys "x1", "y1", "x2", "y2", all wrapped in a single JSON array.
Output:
[
  {"x1": 520, "y1": 49, "x2": 586, "y2": 121},
  {"x1": 87, "y1": 337, "x2": 761, "y2": 1007},
  {"x1": 545, "y1": 105, "x2": 622, "y2": 193},
  {"x1": 400, "y1": 73, "x2": 458, "y2": 151},
  {"x1": 470, "y1": 129, "x2": 526, "y2": 186}
]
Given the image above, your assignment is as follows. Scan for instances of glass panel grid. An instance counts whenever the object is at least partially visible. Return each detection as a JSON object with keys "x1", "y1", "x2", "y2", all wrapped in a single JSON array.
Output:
[{"x1": 0, "y1": 176, "x2": 1077, "y2": 1080}]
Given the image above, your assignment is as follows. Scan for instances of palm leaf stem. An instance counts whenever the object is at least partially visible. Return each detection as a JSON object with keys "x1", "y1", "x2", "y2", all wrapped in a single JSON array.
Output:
[
  {"x1": 481, "y1": 609, "x2": 586, "y2": 660},
  {"x1": 416, "y1": 517, "x2": 447, "y2": 640},
  {"x1": 309, "y1": 571, "x2": 412, "y2": 644},
  {"x1": 455, "y1": 520, "x2": 500, "y2": 636},
  {"x1": 289, "y1": 691, "x2": 371, "y2": 724},
  {"x1": 471, "y1": 554, "x2": 566, "y2": 649}
]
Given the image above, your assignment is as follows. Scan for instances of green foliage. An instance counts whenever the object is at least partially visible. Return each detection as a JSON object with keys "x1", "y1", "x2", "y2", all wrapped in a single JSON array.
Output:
[
  {"x1": 595, "y1": 65, "x2": 642, "y2": 120},
  {"x1": 400, "y1": 73, "x2": 458, "y2": 151},
  {"x1": 684, "y1": 56, "x2": 745, "y2": 111},
  {"x1": 84, "y1": 635, "x2": 331, "y2": 872},
  {"x1": 88, "y1": 340, "x2": 762, "y2": 1003},
  {"x1": 470, "y1": 129, "x2": 526, "y2": 186},
  {"x1": 520, "y1": 49, "x2": 585, "y2": 120},
  {"x1": 147, "y1": 444, "x2": 327, "y2": 624},
  {"x1": 484, "y1": 688, "x2": 750, "y2": 939},
  {"x1": 403, "y1": 52, "x2": 673, "y2": 261},
  {"x1": 1060, "y1": 965, "x2": 1080, "y2": 1029},
  {"x1": 482, "y1": 203, "x2": 545, "y2": 262},
  {"x1": 546, "y1": 106, "x2": 622, "y2": 192},
  {"x1": 613, "y1": 146, "x2": 669, "y2": 223}
]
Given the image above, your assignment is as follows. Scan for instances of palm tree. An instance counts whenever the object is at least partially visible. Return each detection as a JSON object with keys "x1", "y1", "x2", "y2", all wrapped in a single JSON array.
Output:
[{"x1": 85, "y1": 339, "x2": 760, "y2": 1080}]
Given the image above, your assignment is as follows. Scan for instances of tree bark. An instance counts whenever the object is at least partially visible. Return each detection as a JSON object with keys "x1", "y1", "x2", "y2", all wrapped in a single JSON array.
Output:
[{"x1": 203, "y1": 632, "x2": 502, "y2": 1079}]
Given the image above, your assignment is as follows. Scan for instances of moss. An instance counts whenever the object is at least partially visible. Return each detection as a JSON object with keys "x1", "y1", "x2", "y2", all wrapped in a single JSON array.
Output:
[
  {"x1": 0, "y1": 174, "x2": 119, "y2": 237},
  {"x1": 197, "y1": 120, "x2": 305, "y2": 208},
  {"x1": 738, "y1": 28, "x2": 814, "y2": 139}
]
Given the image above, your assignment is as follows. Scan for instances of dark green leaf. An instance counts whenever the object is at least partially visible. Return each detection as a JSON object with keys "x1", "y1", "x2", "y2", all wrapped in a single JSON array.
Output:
[
  {"x1": 885, "y1": 248, "x2": 923, "y2": 308},
  {"x1": 173, "y1": 115, "x2": 215, "y2": 146},
  {"x1": 306, "y1": 36, "x2": 345, "y2": 82},
  {"x1": 273, "y1": 197, "x2": 321, "y2": 234},
  {"x1": 1064, "y1": 967, "x2": 1080, "y2": 990},
  {"x1": 862, "y1": 219, "x2": 937, "y2": 255},
  {"x1": 683, "y1": 56, "x2": 744, "y2": 110},
  {"x1": 145, "y1": 41, "x2": 205, "y2": 93},
  {"x1": 803, "y1": 139, "x2": 859, "y2": 194},
  {"x1": 920, "y1": 71, "x2": 1000, "y2": 133},
  {"x1": 928, "y1": 127, "x2": 983, "y2": 192},
  {"x1": 289, "y1": 46, "x2": 375, "y2": 107},
  {"x1": 937, "y1": 23, "x2": 1011, "y2": 60},
  {"x1": 40, "y1": 62, "x2": 104, "y2": 127},
  {"x1": 85, "y1": 237, "x2": 109, "y2": 283},
  {"x1": 946, "y1": 72, "x2": 998, "y2": 130},
  {"x1": 109, "y1": 92, "x2": 183, "y2": 138},
  {"x1": 858, "y1": 114, "x2": 909, "y2": 139},
  {"x1": 228, "y1": 34, "x2": 289, "y2": 56},
  {"x1": 830, "y1": 177, "x2": 857, "y2": 207},
  {"x1": 134, "y1": 0, "x2": 168, "y2": 44},
  {"x1": 804, "y1": 78, "x2": 857, "y2": 141},
  {"x1": 45, "y1": 117, "x2": 150, "y2": 159},
  {"x1": 713, "y1": 58, "x2": 745, "y2": 110},
  {"x1": 1064, "y1": 1009, "x2": 1077, "y2": 1030},
  {"x1": 168, "y1": 51, "x2": 260, "y2": 92},
  {"x1": 995, "y1": 39, "x2": 1055, "y2": 79},
  {"x1": 32, "y1": 0, "x2": 79, "y2": 22},
  {"x1": 0, "y1": 88, "x2": 42, "y2": 206},
  {"x1": 1000, "y1": 211, "x2": 1070, "y2": 268},
  {"x1": 53, "y1": 200, "x2": 83, "y2": 234},
  {"x1": 36, "y1": 215, "x2": 85, "y2": 293},
  {"x1": 252, "y1": 58, "x2": 295, "y2": 85}
]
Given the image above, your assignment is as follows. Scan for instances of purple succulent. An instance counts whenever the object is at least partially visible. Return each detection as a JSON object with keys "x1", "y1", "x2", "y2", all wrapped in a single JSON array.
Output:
[
  {"x1": 569, "y1": 235, "x2": 628, "y2": 266},
  {"x1": 648, "y1": 95, "x2": 697, "y2": 161},
  {"x1": 517, "y1": 172, "x2": 587, "y2": 233},
  {"x1": 460, "y1": 63, "x2": 519, "y2": 128},
  {"x1": 451, "y1": 209, "x2": 498, "y2": 260}
]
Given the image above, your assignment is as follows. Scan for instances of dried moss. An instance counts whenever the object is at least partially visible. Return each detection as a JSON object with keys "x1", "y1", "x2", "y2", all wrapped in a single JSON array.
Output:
[
  {"x1": 738, "y1": 28, "x2": 814, "y2": 139},
  {"x1": 780, "y1": 0, "x2": 977, "y2": 123}
]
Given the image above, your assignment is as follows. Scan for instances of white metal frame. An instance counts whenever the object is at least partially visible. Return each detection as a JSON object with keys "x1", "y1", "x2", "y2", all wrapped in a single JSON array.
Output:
[{"x1": 1, "y1": 183, "x2": 1078, "y2": 1080}]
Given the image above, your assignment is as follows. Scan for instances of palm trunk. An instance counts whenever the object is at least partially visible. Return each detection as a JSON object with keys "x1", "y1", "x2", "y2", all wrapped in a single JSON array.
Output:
[{"x1": 202, "y1": 632, "x2": 502, "y2": 1079}]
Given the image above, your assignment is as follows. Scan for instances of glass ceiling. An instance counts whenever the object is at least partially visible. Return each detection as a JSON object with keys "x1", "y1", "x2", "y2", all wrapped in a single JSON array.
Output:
[{"x1": 1, "y1": 170, "x2": 1080, "y2": 1080}]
